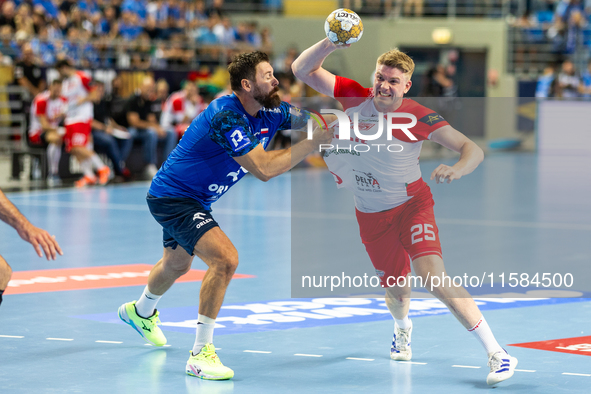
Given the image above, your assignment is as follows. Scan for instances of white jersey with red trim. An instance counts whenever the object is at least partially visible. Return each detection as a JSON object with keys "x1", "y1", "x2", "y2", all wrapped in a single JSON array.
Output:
[
  {"x1": 160, "y1": 91, "x2": 206, "y2": 129},
  {"x1": 61, "y1": 71, "x2": 93, "y2": 125},
  {"x1": 325, "y1": 76, "x2": 449, "y2": 213},
  {"x1": 29, "y1": 91, "x2": 67, "y2": 137}
]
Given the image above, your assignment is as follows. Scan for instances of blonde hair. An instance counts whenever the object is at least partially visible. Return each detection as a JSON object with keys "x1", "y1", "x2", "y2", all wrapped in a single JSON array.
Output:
[{"x1": 377, "y1": 48, "x2": 415, "y2": 80}]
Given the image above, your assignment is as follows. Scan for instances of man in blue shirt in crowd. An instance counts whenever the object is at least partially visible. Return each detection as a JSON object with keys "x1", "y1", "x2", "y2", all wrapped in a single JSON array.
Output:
[{"x1": 118, "y1": 51, "x2": 332, "y2": 380}]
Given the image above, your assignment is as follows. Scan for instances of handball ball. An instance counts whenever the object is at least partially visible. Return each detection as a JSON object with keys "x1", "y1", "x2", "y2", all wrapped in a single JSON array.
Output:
[{"x1": 324, "y1": 9, "x2": 364, "y2": 45}]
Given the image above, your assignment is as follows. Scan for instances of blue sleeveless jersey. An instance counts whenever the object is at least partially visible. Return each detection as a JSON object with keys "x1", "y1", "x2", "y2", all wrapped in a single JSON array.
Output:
[{"x1": 149, "y1": 93, "x2": 308, "y2": 209}]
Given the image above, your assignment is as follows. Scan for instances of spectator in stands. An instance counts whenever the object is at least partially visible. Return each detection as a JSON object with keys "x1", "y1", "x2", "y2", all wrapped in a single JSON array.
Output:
[
  {"x1": 0, "y1": 1, "x2": 17, "y2": 30},
  {"x1": 28, "y1": 78, "x2": 67, "y2": 186},
  {"x1": 143, "y1": 16, "x2": 161, "y2": 39},
  {"x1": 152, "y1": 78, "x2": 170, "y2": 123},
  {"x1": 536, "y1": 64, "x2": 557, "y2": 97},
  {"x1": 115, "y1": 76, "x2": 173, "y2": 177},
  {"x1": 0, "y1": 25, "x2": 18, "y2": 59},
  {"x1": 194, "y1": 16, "x2": 219, "y2": 45},
  {"x1": 119, "y1": 10, "x2": 143, "y2": 41},
  {"x1": 206, "y1": 0, "x2": 225, "y2": 19},
  {"x1": 213, "y1": 16, "x2": 235, "y2": 47},
  {"x1": 31, "y1": 7, "x2": 47, "y2": 35},
  {"x1": 160, "y1": 80, "x2": 204, "y2": 139},
  {"x1": 557, "y1": 59, "x2": 582, "y2": 97},
  {"x1": 91, "y1": 81, "x2": 132, "y2": 182},
  {"x1": 187, "y1": 0, "x2": 208, "y2": 25},
  {"x1": 34, "y1": 0, "x2": 59, "y2": 20},
  {"x1": 14, "y1": 42, "x2": 45, "y2": 98},
  {"x1": 14, "y1": 3, "x2": 34, "y2": 37},
  {"x1": 98, "y1": 6, "x2": 119, "y2": 38}
]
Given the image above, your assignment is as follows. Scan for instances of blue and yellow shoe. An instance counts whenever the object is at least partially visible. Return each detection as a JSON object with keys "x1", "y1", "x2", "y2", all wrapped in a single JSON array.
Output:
[
  {"x1": 118, "y1": 301, "x2": 167, "y2": 347},
  {"x1": 186, "y1": 344, "x2": 234, "y2": 380}
]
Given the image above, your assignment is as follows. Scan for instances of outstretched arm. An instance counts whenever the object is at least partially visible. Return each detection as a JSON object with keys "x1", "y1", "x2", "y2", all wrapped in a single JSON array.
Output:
[
  {"x1": 291, "y1": 38, "x2": 346, "y2": 97},
  {"x1": 0, "y1": 190, "x2": 63, "y2": 260},
  {"x1": 429, "y1": 125, "x2": 484, "y2": 184},
  {"x1": 234, "y1": 124, "x2": 332, "y2": 182}
]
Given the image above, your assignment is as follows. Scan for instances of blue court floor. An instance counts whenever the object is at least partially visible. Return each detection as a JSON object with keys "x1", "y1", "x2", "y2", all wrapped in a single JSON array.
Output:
[{"x1": 1, "y1": 152, "x2": 591, "y2": 393}]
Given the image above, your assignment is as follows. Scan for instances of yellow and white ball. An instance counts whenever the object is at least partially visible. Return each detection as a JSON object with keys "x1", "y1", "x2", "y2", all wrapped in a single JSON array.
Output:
[{"x1": 324, "y1": 8, "x2": 364, "y2": 45}]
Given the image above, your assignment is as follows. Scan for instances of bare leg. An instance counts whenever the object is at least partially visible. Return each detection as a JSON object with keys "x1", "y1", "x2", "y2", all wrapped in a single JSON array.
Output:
[
  {"x1": 384, "y1": 273, "x2": 411, "y2": 319},
  {"x1": 412, "y1": 254, "x2": 482, "y2": 328},
  {"x1": 193, "y1": 227, "x2": 238, "y2": 319},
  {"x1": 142, "y1": 226, "x2": 237, "y2": 320},
  {"x1": 69, "y1": 146, "x2": 94, "y2": 162},
  {"x1": 146, "y1": 246, "x2": 194, "y2": 295}
]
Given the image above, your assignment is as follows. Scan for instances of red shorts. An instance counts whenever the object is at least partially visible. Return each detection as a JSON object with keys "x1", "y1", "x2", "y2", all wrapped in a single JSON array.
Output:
[
  {"x1": 64, "y1": 122, "x2": 91, "y2": 152},
  {"x1": 356, "y1": 179, "x2": 442, "y2": 287}
]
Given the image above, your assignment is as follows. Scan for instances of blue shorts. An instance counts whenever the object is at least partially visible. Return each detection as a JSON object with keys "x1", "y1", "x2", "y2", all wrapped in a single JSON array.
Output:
[{"x1": 146, "y1": 194, "x2": 219, "y2": 256}]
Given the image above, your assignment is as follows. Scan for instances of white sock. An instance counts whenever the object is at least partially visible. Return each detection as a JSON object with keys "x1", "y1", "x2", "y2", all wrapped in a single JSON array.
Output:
[
  {"x1": 47, "y1": 143, "x2": 61, "y2": 176},
  {"x1": 395, "y1": 316, "x2": 412, "y2": 330},
  {"x1": 192, "y1": 314, "x2": 215, "y2": 355},
  {"x1": 468, "y1": 316, "x2": 503, "y2": 356},
  {"x1": 135, "y1": 286, "x2": 162, "y2": 318},
  {"x1": 80, "y1": 159, "x2": 95, "y2": 178},
  {"x1": 90, "y1": 153, "x2": 106, "y2": 170}
]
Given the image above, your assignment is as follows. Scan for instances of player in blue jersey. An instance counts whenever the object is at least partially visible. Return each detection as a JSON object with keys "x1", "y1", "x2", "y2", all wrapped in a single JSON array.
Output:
[{"x1": 118, "y1": 51, "x2": 332, "y2": 380}]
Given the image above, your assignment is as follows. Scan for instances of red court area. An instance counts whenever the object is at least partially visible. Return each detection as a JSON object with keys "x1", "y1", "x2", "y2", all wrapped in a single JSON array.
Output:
[
  {"x1": 5, "y1": 264, "x2": 255, "y2": 295},
  {"x1": 510, "y1": 336, "x2": 591, "y2": 356}
]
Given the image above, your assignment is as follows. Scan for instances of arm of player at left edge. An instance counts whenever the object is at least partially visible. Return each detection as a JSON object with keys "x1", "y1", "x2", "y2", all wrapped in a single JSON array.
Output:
[
  {"x1": 429, "y1": 125, "x2": 484, "y2": 184},
  {"x1": 0, "y1": 190, "x2": 63, "y2": 260}
]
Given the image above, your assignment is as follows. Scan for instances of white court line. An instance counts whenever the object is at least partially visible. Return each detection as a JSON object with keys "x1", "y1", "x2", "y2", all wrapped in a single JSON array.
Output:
[
  {"x1": 452, "y1": 365, "x2": 481, "y2": 369},
  {"x1": 346, "y1": 357, "x2": 374, "y2": 361},
  {"x1": 46, "y1": 338, "x2": 73, "y2": 341},
  {"x1": 243, "y1": 350, "x2": 271, "y2": 354},
  {"x1": 397, "y1": 361, "x2": 427, "y2": 365},
  {"x1": 6, "y1": 182, "x2": 151, "y2": 198},
  {"x1": 95, "y1": 340, "x2": 123, "y2": 344},
  {"x1": 0, "y1": 335, "x2": 24, "y2": 338},
  {"x1": 13, "y1": 198, "x2": 590, "y2": 231},
  {"x1": 515, "y1": 369, "x2": 536, "y2": 373},
  {"x1": 562, "y1": 372, "x2": 591, "y2": 377},
  {"x1": 143, "y1": 344, "x2": 171, "y2": 347},
  {"x1": 294, "y1": 354, "x2": 323, "y2": 357}
]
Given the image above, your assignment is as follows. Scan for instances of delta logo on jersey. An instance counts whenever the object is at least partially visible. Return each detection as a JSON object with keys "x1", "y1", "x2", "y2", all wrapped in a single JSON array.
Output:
[
  {"x1": 353, "y1": 169, "x2": 381, "y2": 192},
  {"x1": 225, "y1": 126, "x2": 251, "y2": 152}
]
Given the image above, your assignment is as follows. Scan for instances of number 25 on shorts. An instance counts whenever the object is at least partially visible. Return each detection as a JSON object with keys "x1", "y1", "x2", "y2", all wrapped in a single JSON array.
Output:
[{"x1": 410, "y1": 224, "x2": 436, "y2": 244}]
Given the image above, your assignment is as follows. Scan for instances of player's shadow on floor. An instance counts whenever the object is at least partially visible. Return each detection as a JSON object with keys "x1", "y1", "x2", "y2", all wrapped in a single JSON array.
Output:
[{"x1": 464, "y1": 380, "x2": 537, "y2": 390}]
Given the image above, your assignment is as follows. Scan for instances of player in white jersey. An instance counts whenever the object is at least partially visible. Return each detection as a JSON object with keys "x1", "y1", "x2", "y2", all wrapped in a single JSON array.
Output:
[
  {"x1": 292, "y1": 40, "x2": 517, "y2": 386},
  {"x1": 55, "y1": 59, "x2": 111, "y2": 188},
  {"x1": 160, "y1": 80, "x2": 206, "y2": 139},
  {"x1": 29, "y1": 79, "x2": 67, "y2": 185}
]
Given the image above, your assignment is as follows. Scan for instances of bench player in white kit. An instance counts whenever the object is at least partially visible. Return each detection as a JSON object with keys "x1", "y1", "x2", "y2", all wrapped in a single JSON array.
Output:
[{"x1": 292, "y1": 39, "x2": 518, "y2": 386}]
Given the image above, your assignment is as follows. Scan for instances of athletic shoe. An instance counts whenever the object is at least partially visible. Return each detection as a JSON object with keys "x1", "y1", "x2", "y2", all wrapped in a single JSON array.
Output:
[
  {"x1": 118, "y1": 301, "x2": 167, "y2": 347},
  {"x1": 486, "y1": 350, "x2": 518, "y2": 386},
  {"x1": 390, "y1": 321, "x2": 412, "y2": 361},
  {"x1": 97, "y1": 166, "x2": 111, "y2": 185},
  {"x1": 186, "y1": 343, "x2": 234, "y2": 380},
  {"x1": 74, "y1": 175, "x2": 97, "y2": 188},
  {"x1": 47, "y1": 175, "x2": 62, "y2": 187}
]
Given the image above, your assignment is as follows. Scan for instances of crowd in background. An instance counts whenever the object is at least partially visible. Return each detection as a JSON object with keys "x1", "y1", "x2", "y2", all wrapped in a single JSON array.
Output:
[
  {"x1": 535, "y1": 58, "x2": 591, "y2": 96},
  {"x1": 512, "y1": 0, "x2": 590, "y2": 60},
  {"x1": 0, "y1": 0, "x2": 273, "y2": 70}
]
